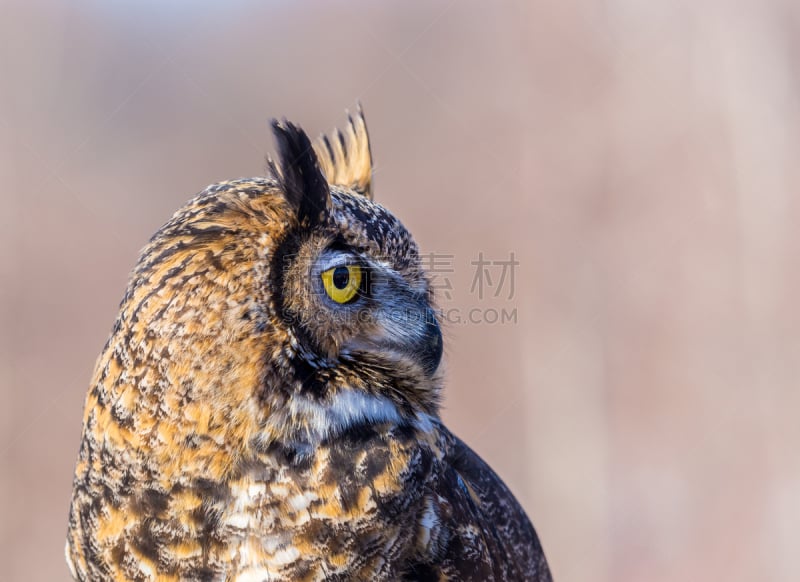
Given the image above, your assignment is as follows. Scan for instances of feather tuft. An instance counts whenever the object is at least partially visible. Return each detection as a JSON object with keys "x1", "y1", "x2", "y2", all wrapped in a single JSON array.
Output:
[
  {"x1": 269, "y1": 119, "x2": 331, "y2": 225},
  {"x1": 313, "y1": 104, "x2": 374, "y2": 199}
]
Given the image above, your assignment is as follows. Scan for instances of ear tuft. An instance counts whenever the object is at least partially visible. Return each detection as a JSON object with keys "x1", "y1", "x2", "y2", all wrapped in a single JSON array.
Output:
[
  {"x1": 313, "y1": 104, "x2": 374, "y2": 199},
  {"x1": 268, "y1": 119, "x2": 331, "y2": 225}
]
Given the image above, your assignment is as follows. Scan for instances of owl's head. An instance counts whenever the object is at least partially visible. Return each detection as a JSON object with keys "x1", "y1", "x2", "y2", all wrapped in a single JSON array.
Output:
[
  {"x1": 103, "y1": 109, "x2": 442, "y2": 464},
  {"x1": 261, "y1": 113, "x2": 444, "y2": 446}
]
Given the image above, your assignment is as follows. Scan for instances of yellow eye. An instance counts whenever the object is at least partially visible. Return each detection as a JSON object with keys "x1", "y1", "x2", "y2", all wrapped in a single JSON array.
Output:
[{"x1": 321, "y1": 264, "x2": 363, "y2": 304}]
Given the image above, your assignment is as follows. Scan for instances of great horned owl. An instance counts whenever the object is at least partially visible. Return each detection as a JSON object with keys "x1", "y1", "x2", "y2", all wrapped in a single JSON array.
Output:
[{"x1": 66, "y1": 109, "x2": 552, "y2": 581}]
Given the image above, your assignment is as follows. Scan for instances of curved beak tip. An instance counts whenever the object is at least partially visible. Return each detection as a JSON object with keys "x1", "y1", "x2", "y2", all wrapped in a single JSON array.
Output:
[{"x1": 420, "y1": 316, "x2": 443, "y2": 375}]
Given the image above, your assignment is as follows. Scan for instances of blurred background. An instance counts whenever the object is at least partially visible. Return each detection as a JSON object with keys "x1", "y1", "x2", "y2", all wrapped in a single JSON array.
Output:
[{"x1": 2, "y1": 1, "x2": 799, "y2": 580}]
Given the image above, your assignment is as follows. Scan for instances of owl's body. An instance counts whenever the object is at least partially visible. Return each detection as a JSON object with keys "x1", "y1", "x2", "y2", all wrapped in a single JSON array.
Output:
[{"x1": 67, "y1": 112, "x2": 551, "y2": 581}]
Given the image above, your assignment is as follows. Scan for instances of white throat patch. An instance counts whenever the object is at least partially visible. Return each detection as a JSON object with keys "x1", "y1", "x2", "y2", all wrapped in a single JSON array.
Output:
[{"x1": 287, "y1": 388, "x2": 403, "y2": 443}]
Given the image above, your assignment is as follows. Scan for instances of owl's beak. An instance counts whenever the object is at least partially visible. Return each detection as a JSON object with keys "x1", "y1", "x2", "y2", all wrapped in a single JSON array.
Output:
[
  {"x1": 417, "y1": 307, "x2": 443, "y2": 375},
  {"x1": 348, "y1": 304, "x2": 443, "y2": 376}
]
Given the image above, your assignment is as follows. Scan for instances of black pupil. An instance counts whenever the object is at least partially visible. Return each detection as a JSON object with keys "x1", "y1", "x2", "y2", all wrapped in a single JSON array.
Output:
[{"x1": 332, "y1": 266, "x2": 350, "y2": 290}]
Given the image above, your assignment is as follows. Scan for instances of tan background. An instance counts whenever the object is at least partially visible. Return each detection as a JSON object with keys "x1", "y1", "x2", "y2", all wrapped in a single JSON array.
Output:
[{"x1": 2, "y1": 1, "x2": 799, "y2": 580}]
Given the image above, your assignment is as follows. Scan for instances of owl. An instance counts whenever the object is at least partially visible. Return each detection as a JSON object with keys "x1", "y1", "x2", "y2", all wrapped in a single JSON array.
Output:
[{"x1": 66, "y1": 108, "x2": 552, "y2": 581}]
